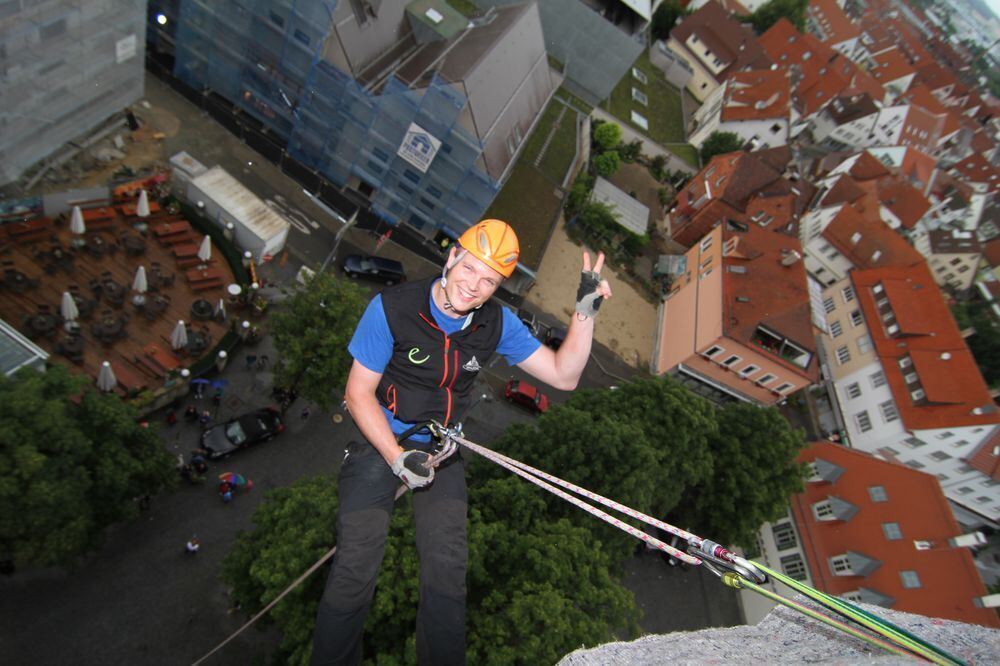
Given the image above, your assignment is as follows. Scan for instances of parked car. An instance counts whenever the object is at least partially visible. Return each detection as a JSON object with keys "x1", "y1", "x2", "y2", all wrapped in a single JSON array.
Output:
[
  {"x1": 201, "y1": 407, "x2": 285, "y2": 459},
  {"x1": 544, "y1": 326, "x2": 567, "y2": 350},
  {"x1": 343, "y1": 254, "x2": 406, "y2": 285},
  {"x1": 516, "y1": 308, "x2": 539, "y2": 337},
  {"x1": 504, "y1": 378, "x2": 549, "y2": 414}
]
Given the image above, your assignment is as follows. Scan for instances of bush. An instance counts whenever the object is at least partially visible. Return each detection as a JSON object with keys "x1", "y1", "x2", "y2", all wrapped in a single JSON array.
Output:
[
  {"x1": 593, "y1": 151, "x2": 621, "y2": 177},
  {"x1": 620, "y1": 139, "x2": 642, "y2": 164},
  {"x1": 594, "y1": 123, "x2": 623, "y2": 152},
  {"x1": 565, "y1": 172, "x2": 595, "y2": 217},
  {"x1": 699, "y1": 131, "x2": 743, "y2": 164},
  {"x1": 649, "y1": 154, "x2": 668, "y2": 181}
]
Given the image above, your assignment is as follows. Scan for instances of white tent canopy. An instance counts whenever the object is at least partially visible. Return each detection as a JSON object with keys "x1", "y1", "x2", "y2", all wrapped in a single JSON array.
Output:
[
  {"x1": 97, "y1": 361, "x2": 117, "y2": 392},
  {"x1": 170, "y1": 320, "x2": 188, "y2": 351},
  {"x1": 70, "y1": 206, "x2": 86, "y2": 235},
  {"x1": 132, "y1": 265, "x2": 148, "y2": 294},
  {"x1": 60, "y1": 292, "x2": 79, "y2": 321},
  {"x1": 197, "y1": 235, "x2": 212, "y2": 262}
]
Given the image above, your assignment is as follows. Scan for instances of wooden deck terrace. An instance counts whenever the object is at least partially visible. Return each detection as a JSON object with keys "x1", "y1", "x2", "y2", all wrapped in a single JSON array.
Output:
[{"x1": 0, "y1": 208, "x2": 239, "y2": 396}]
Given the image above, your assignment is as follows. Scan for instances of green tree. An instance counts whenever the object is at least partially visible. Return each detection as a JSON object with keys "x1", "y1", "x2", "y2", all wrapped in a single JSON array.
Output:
[
  {"x1": 0, "y1": 365, "x2": 176, "y2": 569},
  {"x1": 745, "y1": 0, "x2": 808, "y2": 32},
  {"x1": 651, "y1": 0, "x2": 688, "y2": 41},
  {"x1": 593, "y1": 122, "x2": 623, "y2": 152},
  {"x1": 593, "y1": 150, "x2": 621, "y2": 177},
  {"x1": 952, "y1": 301, "x2": 1000, "y2": 388},
  {"x1": 565, "y1": 171, "x2": 595, "y2": 217},
  {"x1": 270, "y1": 272, "x2": 368, "y2": 410},
  {"x1": 649, "y1": 154, "x2": 668, "y2": 181},
  {"x1": 619, "y1": 139, "x2": 643, "y2": 163},
  {"x1": 672, "y1": 402, "x2": 807, "y2": 548},
  {"x1": 699, "y1": 131, "x2": 743, "y2": 164}
]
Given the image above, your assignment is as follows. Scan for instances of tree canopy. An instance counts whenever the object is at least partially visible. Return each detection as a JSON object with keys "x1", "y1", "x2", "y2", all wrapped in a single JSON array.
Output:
[
  {"x1": 650, "y1": 0, "x2": 688, "y2": 42},
  {"x1": 0, "y1": 365, "x2": 176, "y2": 569},
  {"x1": 744, "y1": 0, "x2": 808, "y2": 33},
  {"x1": 593, "y1": 150, "x2": 621, "y2": 177},
  {"x1": 952, "y1": 300, "x2": 1000, "y2": 389},
  {"x1": 699, "y1": 131, "x2": 744, "y2": 164},
  {"x1": 269, "y1": 272, "x2": 368, "y2": 410},
  {"x1": 593, "y1": 122, "x2": 623, "y2": 152}
]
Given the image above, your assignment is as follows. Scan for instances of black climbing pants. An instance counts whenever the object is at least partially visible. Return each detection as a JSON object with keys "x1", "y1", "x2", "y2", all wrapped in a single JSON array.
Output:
[{"x1": 310, "y1": 437, "x2": 468, "y2": 666}]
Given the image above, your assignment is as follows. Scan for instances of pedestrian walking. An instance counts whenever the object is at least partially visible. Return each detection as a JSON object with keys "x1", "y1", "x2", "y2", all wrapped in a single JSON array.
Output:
[
  {"x1": 300, "y1": 405, "x2": 311, "y2": 421},
  {"x1": 185, "y1": 537, "x2": 200, "y2": 554},
  {"x1": 199, "y1": 410, "x2": 212, "y2": 429},
  {"x1": 184, "y1": 404, "x2": 198, "y2": 422}
]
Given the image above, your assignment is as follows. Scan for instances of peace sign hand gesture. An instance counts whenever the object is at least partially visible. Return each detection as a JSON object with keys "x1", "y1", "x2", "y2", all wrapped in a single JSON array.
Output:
[{"x1": 575, "y1": 251, "x2": 613, "y2": 319}]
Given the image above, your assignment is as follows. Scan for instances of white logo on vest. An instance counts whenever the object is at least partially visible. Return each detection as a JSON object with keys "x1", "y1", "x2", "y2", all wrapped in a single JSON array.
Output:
[{"x1": 462, "y1": 356, "x2": 481, "y2": 372}]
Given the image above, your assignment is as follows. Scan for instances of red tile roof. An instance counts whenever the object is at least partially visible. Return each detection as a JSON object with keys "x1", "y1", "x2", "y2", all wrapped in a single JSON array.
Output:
[
  {"x1": 984, "y1": 239, "x2": 1000, "y2": 268},
  {"x1": 897, "y1": 146, "x2": 937, "y2": 191},
  {"x1": 791, "y1": 441, "x2": 999, "y2": 628},
  {"x1": 876, "y1": 178, "x2": 931, "y2": 229},
  {"x1": 897, "y1": 84, "x2": 961, "y2": 140},
  {"x1": 821, "y1": 203, "x2": 924, "y2": 269},
  {"x1": 671, "y1": 1, "x2": 771, "y2": 83},
  {"x1": 870, "y1": 47, "x2": 917, "y2": 86},
  {"x1": 967, "y1": 427, "x2": 1000, "y2": 481},
  {"x1": 720, "y1": 69, "x2": 792, "y2": 122},
  {"x1": 807, "y1": 0, "x2": 860, "y2": 45},
  {"x1": 850, "y1": 263, "x2": 1000, "y2": 431},
  {"x1": 844, "y1": 151, "x2": 891, "y2": 181},
  {"x1": 951, "y1": 153, "x2": 1000, "y2": 192}
]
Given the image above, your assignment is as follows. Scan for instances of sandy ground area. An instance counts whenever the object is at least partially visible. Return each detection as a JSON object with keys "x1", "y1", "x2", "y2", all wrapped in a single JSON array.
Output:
[{"x1": 526, "y1": 216, "x2": 658, "y2": 370}]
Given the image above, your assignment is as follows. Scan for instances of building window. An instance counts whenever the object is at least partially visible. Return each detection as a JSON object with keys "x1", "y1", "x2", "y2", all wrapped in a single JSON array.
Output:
[
  {"x1": 850, "y1": 310, "x2": 863, "y2": 326},
  {"x1": 936, "y1": 431, "x2": 954, "y2": 440},
  {"x1": 700, "y1": 236, "x2": 714, "y2": 251},
  {"x1": 900, "y1": 570, "x2": 922, "y2": 589},
  {"x1": 781, "y1": 553, "x2": 808, "y2": 581},
  {"x1": 823, "y1": 296, "x2": 836, "y2": 313},
  {"x1": 906, "y1": 460, "x2": 926, "y2": 469},
  {"x1": 293, "y1": 29, "x2": 311, "y2": 46},
  {"x1": 772, "y1": 522, "x2": 798, "y2": 550},
  {"x1": 739, "y1": 364, "x2": 760, "y2": 378},
  {"x1": 846, "y1": 382, "x2": 862, "y2": 399},
  {"x1": 975, "y1": 496, "x2": 991, "y2": 504},
  {"x1": 898, "y1": 357, "x2": 912, "y2": 369},
  {"x1": 958, "y1": 265, "x2": 970, "y2": 273},
  {"x1": 857, "y1": 335, "x2": 872, "y2": 354},
  {"x1": 937, "y1": 473, "x2": 949, "y2": 481},
  {"x1": 268, "y1": 11, "x2": 285, "y2": 27},
  {"x1": 836, "y1": 346, "x2": 851, "y2": 364},
  {"x1": 870, "y1": 371, "x2": 886, "y2": 388},
  {"x1": 419, "y1": 197, "x2": 436, "y2": 211},
  {"x1": 850, "y1": 232, "x2": 862, "y2": 245},
  {"x1": 830, "y1": 554, "x2": 853, "y2": 575},
  {"x1": 830, "y1": 321, "x2": 843, "y2": 338},
  {"x1": 868, "y1": 486, "x2": 888, "y2": 502},
  {"x1": 703, "y1": 345, "x2": 724, "y2": 358},
  {"x1": 757, "y1": 373, "x2": 776, "y2": 386},
  {"x1": 910, "y1": 388, "x2": 926, "y2": 402},
  {"x1": 722, "y1": 355, "x2": 741, "y2": 367},
  {"x1": 855, "y1": 411, "x2": 872, "y2": 432},
  {"x1": 951, "y1": 440, "x2": 969, "y2": 449},
  {"x1": 903, "y1": 437, "x2": 925, "y2": 448},
  {"x1": 879, "y1": 400, "x2": 899, "y2": 423},
  {"x1": 775, "y1": 382, "x2": 794, "y2": 394},
  {"x1": 842, "y1": 286, "x2": 855, "y2": 302},
  {"x1": 957, "y1": 486, "x2": 973, "y2": 495},
  {"x1": 403, "y1": 169, "x2": 421, "y2": 184},
  {"x1": 426, "y1": 185, "x2": 443, "y2": 199},
  {"x1": 882, "y1": 522, "x2": 903, "y2": 540},
  {"x1": 929, "y1": 451, "x2": 952, "y2": 462},
  {"x1": 813, "y1": 500, "x2": 835, "y2": 520}
]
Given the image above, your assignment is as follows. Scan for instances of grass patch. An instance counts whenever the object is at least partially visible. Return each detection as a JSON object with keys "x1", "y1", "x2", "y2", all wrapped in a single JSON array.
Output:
[
  {"x1": 664, "y1": 143, "x2": 700, "y2": 168},
  {"x1": 484, "y1": 161, "x2": 562, "y2": 271},
  {"x1": 555, "y1": 87, "x2": 594, "y2": 114},
  {"x1": 538, "y1": 106, "x2": 578, "y2": 184},
  {"x1": 448, "y1": 0, "x2": 481, "y2": 17},
  {"x1": 521, "y1": 101, "x2": 565, "y2": 163},
  {"x1": 607, "y1": 51, "x2": 685, "y2": 145}
]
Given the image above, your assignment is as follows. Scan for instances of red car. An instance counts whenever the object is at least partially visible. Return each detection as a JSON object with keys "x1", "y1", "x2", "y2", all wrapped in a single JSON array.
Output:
[{"x1": 504, "y1": 378, "x2": 549, "y2": 414}]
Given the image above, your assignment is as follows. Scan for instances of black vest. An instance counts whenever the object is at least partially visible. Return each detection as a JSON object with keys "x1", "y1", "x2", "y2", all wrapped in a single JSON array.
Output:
[{"x1": 376, "y1": 278, "x2": 503, "y2": 427}]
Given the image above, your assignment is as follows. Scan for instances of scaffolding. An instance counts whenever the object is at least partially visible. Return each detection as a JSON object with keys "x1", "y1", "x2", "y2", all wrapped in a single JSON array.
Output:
[
  {"x1": 0, "y1": 0, "x2": 147, "y2": 185},
  {"x1": 173, "y1": 0, "x2": 498, "y2": 234}
]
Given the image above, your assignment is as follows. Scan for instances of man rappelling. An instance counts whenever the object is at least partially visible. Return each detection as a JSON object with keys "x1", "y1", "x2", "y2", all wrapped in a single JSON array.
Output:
[{"x1": 310, "y1": 218, "x2": 612, "y2": 665}]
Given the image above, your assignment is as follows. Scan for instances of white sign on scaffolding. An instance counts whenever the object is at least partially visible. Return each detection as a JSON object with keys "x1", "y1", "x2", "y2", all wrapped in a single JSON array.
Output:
[
  {"x1": 397, "y1": 123, "x2": 441, "y2": 174},
  {"x1": 116, "y1": 34, "x2": 137, "y2": 63}
]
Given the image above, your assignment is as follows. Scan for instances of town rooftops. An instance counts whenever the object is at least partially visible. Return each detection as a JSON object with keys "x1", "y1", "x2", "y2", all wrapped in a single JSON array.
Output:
[
  {"x1": 825, "y1": 93, "x2": 879, "y2": 124},
  {"x1": 951, "y1": 153, "x2": 1000, "y2": 191},
  {"x1": 671, "y1": 1, "x2": 770, "y2": 82},
  {"x1": 850, "y1": 263, "x2": 999, "y2": 431},
  {"x1": 869, "y1": 47, "x2": 917, "y2": 87},
  {"x1": 720, "y1": 69, "x2": 792, "y2": 122},
  {"x1": 821, "y1": 203, "x2": 924, "y2": 269},
  {"x1": 876, "y1": 178, "x2": 930, "y2": 229},
  {"x1": 791, "y1": 441, "x2": 999, "y2": 627},
  {"x1": 806, "y1": 0, "x2": 860, "y2": 45}
]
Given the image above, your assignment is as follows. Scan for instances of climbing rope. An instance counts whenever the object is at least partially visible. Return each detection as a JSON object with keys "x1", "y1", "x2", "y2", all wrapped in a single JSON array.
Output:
[{"x1": 193, "y1": 426, "x2": 966, "y2": 665}]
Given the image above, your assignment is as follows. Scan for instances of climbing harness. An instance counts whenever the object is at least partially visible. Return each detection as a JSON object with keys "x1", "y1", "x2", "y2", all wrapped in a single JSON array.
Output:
[{"x1": 194, "y1": 425, "x2": 965, "y2": 666}]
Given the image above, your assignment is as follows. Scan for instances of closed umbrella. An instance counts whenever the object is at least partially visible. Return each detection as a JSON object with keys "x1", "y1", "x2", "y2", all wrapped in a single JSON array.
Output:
[
  {"x1": 60, "y1": 291, "x2": 79, "y2": 321},
  {"x1": 132, "y1": 265, "x2": 148, "y2": 293},
  {"x1": 171, "y1": 320, "x2": 189, "y2": 351},
  {"x1": 197, "y1": 236, "x2": 212, "y2": 262},
  {"x1": 96, "y1": 361, "x2": 117, "y2": 392},
  {"x1": 70, "y1": 206, "x2": 86, "y2": 235},
  {"x1": 214, "y1": 299, "x2": 226, "y2": 322},
  {"x1": 136, "y1": 189, "x2": 150, "y2": 217}
]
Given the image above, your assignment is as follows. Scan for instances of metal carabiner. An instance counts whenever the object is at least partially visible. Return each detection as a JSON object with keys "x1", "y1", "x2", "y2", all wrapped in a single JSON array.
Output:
[{"x1": 689, "y1": 541, "x2": 768, "y2": 584}]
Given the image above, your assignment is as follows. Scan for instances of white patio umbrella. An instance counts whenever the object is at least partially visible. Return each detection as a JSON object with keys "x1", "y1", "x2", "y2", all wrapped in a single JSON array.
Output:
[
  {"x1": 132, "y1": 265, "x2": 148, "y2": 293},
  {"x1": 136, "y1": 189, "x2": 150, "y2": 217},
  {"x1": 60, "y1": 291, "x2": 79, "y2": 321},
  {"x1": 69, "y1": 206, "x2": 86, "y2": 235},
  {"x1": 214, "y1": 299, "x2": 226, "y2": 321},
  {"x1": 170, "y1": 320, "x2": 189, "y2": 351},
  {"x1": 96, "y1": 361, "x2": 117, "y2": 392},
  {"x1": 197, "y1": 235, "x2": 212, "y2": 262}
]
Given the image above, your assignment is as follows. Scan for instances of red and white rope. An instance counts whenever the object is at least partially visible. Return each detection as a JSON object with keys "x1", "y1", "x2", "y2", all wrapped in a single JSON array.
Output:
[{"x1": 452, "y1": 434, "x2": 703, "y2": 566}]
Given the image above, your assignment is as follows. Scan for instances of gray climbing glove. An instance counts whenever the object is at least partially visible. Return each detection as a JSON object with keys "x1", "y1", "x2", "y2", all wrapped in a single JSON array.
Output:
[
  {"x1": 575, "y1": 270, "x2": 605, "y2": 319},
  {"x1": 391, "y1": 450, "x2": 434, "y2": 489}
]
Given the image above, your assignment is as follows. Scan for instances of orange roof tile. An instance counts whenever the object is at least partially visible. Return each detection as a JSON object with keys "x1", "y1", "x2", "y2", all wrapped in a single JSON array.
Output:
[
  {"x1": 721, "y1": 69, "x2": 792, "y2": 122},
  {"x1": 807, "y1": 0, "x2": 860, "y2": 45},
  {"x1": 968, "y1": 428, "x2": 1000, "y2": 481},
  {"x1": 952, "y1": 153, "x2": 1000, "y2": 191},
  {"x1": 876, "y1": 178, "x2": 930, "y2": 229},
  {"x1": 850, "y1": 263, "x2": 999, "y2": 431},
  {"x1": 984, "y1": 239, "x2": 1000, "y2": 268},
  {"x1": 821, "y1": 203, "x2": 924, "y2": 269},
  {"x1": 791, "y1": 442, "x2": 999, "y2": 628},
  {"x1": 897, "y1": 146, "x2": 937, "y2": 191},
  {"x1": 870, "y1": 47, "x2": 917, "y2": 86}
]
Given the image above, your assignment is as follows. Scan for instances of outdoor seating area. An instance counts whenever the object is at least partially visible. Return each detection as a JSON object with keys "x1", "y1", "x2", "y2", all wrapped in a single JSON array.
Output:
[{"x1": 0, "y1": 194, "x2": 240, "y2": 397}]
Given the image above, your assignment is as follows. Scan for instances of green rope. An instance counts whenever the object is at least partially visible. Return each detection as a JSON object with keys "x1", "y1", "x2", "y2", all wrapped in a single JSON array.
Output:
[
  {"x1": 721, "y1": 573, "x2": 920, "y2": 661},
  {"x1": 753, "y1": 562, "x2": 966, "y2": 666}
]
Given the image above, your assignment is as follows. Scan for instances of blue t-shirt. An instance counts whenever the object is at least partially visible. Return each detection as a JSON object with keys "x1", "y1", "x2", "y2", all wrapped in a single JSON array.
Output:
[{"x1": 348, "y1": 280, "x2": 541, "y2": 441}]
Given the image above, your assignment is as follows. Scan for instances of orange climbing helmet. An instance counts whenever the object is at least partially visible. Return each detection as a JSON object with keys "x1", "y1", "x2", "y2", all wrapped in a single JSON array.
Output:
[{"x1": 457, "y1": 219, "x2": 520, "y2": 278}]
